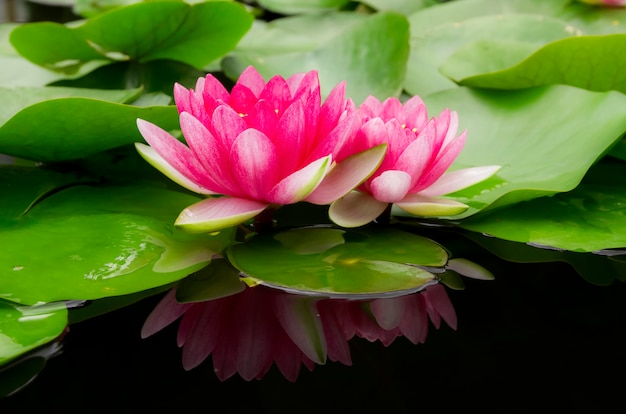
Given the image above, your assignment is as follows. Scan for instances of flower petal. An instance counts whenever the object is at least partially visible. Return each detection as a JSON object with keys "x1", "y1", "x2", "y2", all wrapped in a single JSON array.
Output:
[
  {"x1": 179, "y1": 112, "x2": 238, "y2": 195},
  {"x1": 395, "y1": 194, "x2": 469, "y2": 217},
  {"x1": 230, "y1": 129, "x2": 279, "y2": 200},
  {"x1": 176, "y1": 197, "x2": 268, "y2": 233},
  {"x1": 370, "y1": 170, "x2": 412, "y2": 203},
  {"x1": 274, "y1": 295, "x2": 327, "y2": 365},
  {"x1": 410, "y1": 130, "x2": 467, "y2": 192},
  {"x1": 420, "y1": 165, "x2": 501, "y2": 197},
  {"x1": 141, "y1": 289, "x2": 192, "y2": 338},
  {"x1": 267, "y1": 155, "x2": 331, "y2": 204},
  {"x1": 135, "y1": 142, "x2": 216, "y2": 195},
  {"x1": 329, "y1": 192, "x2": 389, "y2": 228},
  {"x1": 370, "y1": 297, "x2": 406, "y2": 330},
  {"x1": 423, "y1": 284, "x2": 457, "y2": 330},
  {"x1": 305, "y1": 144, "x2": 387, "y2": 205}
]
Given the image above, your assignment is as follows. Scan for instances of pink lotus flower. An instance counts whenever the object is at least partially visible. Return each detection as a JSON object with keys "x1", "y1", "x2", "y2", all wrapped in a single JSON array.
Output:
[
  {"x1": 329, "y1": 95, "x2": 500, "y2": 228},
  {"x1": 136, "y1": 67, "x2": 386, "y2": 233},
  {"x1": 142, "y1": 284, "x2": 456, "y2": 382}
]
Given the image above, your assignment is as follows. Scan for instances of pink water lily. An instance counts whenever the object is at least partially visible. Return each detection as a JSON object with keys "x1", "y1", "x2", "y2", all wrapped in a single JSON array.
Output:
[
  {"x1": 329, "y1": 95, "x2": 500, "y2": 228},
  {"x1": 142, "y1": 284, "x2": 456, "y2": 382},
  {"x1": 136, "y1": 66, "x2": 386, "y2": 233}
]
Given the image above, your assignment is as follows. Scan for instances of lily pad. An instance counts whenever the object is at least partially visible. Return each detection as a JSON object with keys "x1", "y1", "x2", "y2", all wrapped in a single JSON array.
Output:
[
  {"x1": 227, "y1": 227, "x2": 446, "y2": 298},
  {"x1": 405, "y1": 12, "x2": 577, "y2": 96},
  {"x1": 223, "y1": 11, "x2": 409, "y2": 103},
  {"x1": 0, "y1": 300, "x2": 67, "y2": 366},
  {"x1": 0, "y1": 171, "x2": 233, "y2": 305},
  {"x1": 10, "y1": 1, "x2": 253, "y2": 73},
  {"x1": 444, "y1": 34, "x2": 626, "y2": 94},
  {"x1": 460, "y1": 159, "x2": 626, "y2": 253},
  {"x1": 256, "y1": 0, "x2": 350, "y2": 14},
  {"x1": 0, "y1": 97, "x2": 178, "y2": 162},
  {"x1": 415, "y1": 85, "x2": 626, "y2": 218}
]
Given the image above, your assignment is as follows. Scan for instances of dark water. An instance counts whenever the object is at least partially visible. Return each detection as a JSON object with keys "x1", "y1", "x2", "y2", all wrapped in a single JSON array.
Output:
[{"x1": 2, "y1": 252, "x2": 626, "y2": 413}]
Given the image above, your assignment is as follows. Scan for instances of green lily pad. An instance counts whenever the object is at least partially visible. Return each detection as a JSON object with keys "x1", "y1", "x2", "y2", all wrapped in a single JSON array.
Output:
[
  {"x1": 223, "y1": 11, "x2": 409, "y2": 103},
  {"x1": 0, "y1": 97, "x2": 177, "y2": 162},
  {"x1": 175, "y1": 259, "x2": 245, "y2": 304},
  {"x1": 444, "y1": 34, "x2": 626, "y2": 94},
  {"x1": 0, "y1": 300, "x2": 67, "y2": 366},
  {"x1": 0, "y1": 170, "x2": 233, "y2": 305},
  {"x1": 227, "y1": 227, "x2": 446, "y2": 298},
  {"x1": 460, "y1": 159, "x2": 626, "y2": 253},
  {"x1": 0, "y1": 24, "x2": 70, "y2": 87},
  {"x1": 256, "y1": 0, "x2": 350, "y2": 14},
  {"x1": 10, "y1": 1, "x2": 253, "y2": 73},
  {"x1": 461, "y1": 232, "x2": 626, "y2": 286},
  {"x1": 405, "y1": 12, "x2": 577, "y2": 96},
  {"x1": 416, "y1": 85, "x2": 626, "y2": 218}
]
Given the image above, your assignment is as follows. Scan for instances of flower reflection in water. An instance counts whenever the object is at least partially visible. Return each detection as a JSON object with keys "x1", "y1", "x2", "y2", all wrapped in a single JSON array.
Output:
[{"x1": 142, "y1": 283, "x2": 456, "y2": 382}]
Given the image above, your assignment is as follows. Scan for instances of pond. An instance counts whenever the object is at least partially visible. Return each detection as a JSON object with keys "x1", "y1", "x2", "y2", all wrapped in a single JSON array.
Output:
[{"x1": 2, "y1": 0, "x2": 626, "y2": 412}]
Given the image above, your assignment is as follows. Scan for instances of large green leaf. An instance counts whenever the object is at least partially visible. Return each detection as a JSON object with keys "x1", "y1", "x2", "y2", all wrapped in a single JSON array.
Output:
[
  {"x1": 223, "y1": 11, "x2": 409, "y2": 103},
  {"x1": 0, "y1": 300, "x2": 67, "y2": 366},
  {"x1": 257, "y1": 0, "x2": 350, "y2": 14},
  {"x1": 0, "y1": 170, "x2": 233, "y2": 305},
  {"x1": 0, "y1": 97, "x2": 177, "y2": 162},
  {"x1": 444, "y1": 34, "x2": 626, "y2": 94},
  {"x1": 405, "y1": 12, "x2": 577, "y2": 96},
  {"x1": 460, "y1": 159, "x2": 626, "y2": 253},
  {"x1": 227, "y1": 227, "x2": 446, "y2": 298},
  {"x1": 10, "y1": 1, "x2": 253, "y2": 73},
  {"x1": 0, "y1": 24, "x2": 69, "y2": 87},
  {"x1": 0, "y1": 86, "x2": 140, "y2": 127},
  {"x1": 412, "y1": 85, "x2": 626, "y2": 219}
]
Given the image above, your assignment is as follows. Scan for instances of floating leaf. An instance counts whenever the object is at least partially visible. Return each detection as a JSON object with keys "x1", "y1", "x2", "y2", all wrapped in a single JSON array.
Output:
[
  {"x1": 411, "y1": 85, "x2": 626, "y2": 218},
  {"x1": 405, "y1": 12, "x2": 577, "y2": 96},
  {"x1": 10, "y1": 1, "x2": 253, "y2": 73},
  {"x1": 0, "y1": 300, "x2": 67, "y2": 366},
  {"x1": 223, "y1": 11, "x2": 409, "y2": 103},
  {"x1": 175, "y1": 259, "x2": 245, "y2": 304},
  {"x1": 460, "y1": 159, "x2": 626, "y2": 253},
  {"x1": 227, "y1": 227, "x2": 446, "y2": 298},
  {"x1": 444, "y1": 34, "x2": 626, "y2": 94},
  {"x1": 0, "y1": 173, "x2": 233, "y2": 305},
  {"x1": 0, "y1": 97, "x2": 177, "y2": 162},
  {"x1": 256, "y1": 0, "x2": 350, "y2": 14}
]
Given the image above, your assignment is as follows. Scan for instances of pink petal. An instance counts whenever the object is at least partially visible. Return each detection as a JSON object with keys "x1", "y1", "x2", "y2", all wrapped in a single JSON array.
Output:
[
  {"x1": 328, "y1": 192, "x2": 389, "y2": 228},
  {"x1": 410, "y1": 130, "x2": 467, "y2": 193},
  {"x1": 259, "y1": 75, "x2": 292, "y2": 115},
  {"x1": 423, "y1": 284, "x2": 457, "y2": 330},
  {"x1": 236, "y1": 66, "x2": 266, "y2": 97},
  {"x1": 370, "y1": 170, "x2": 412, "y2": 203},
  {"x1": 317, "y1": 81, "x2": 347, "y2": 139},
  {"x1": 202, "y1": 74, "x2": 230, "y2": 103},
  {"x1": 175, "y1": 197, "x2": 268, "y2": 233},
  {"x1": 394, "y1": 120, "x2": 436, "y2": 184},
  {"x1": 266, "y1": 155, "x2": 331, "y2": 204},
  {"x1": 230, "y1": 129, "x2": 279, "y2": 200},
  {"x1": 141, "y1": 289, "x2": 193, "y2": 338},
  {"x1": 135, "y1": 119, "x2": 216, "y2": 193},
  {"x1": 276, "y1": 100, "x2": 307, "y2": 174},
  {"x1": 395, "y1": 194, "x2": 469, "y2": 217},
  {"x1": 181, "y1": 299, "x2": 228, "y2": 370},
  {"x1": 211, "y1": 105, "x2": 248, "y2": 150},
  {"x1": 229, "y1": 83, "x2": 259, "y2": 116},
  {"x1": 273, "y1": 295, "x2": 327, "y2": 365},
  {"x1": 397, "y1": 294, "x2": 429, "y2": 344},
  {"x1": 179, "y1": 112, "x2": 239, "y2": 195},
  {"x1": 380, "y1": 97, "x2": 404, "y2": 123},
  {"x1": 135, "y1": 143, "x2": 216, "y2": 195},
  {"x1": 305, "y1": 144, "x2": 387, "y2": 205},
  {"x1": 370, "y1": 297, "x2": 406, "y2": 330},
  {"x1": 420, "y1": 165, "x2": 501, "y2": 197}
]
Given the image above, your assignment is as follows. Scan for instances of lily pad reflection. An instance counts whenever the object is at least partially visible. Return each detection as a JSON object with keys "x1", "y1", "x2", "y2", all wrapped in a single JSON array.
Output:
[{"x1": 227, "y1": 227, "x2": 448, "y2": 298}]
